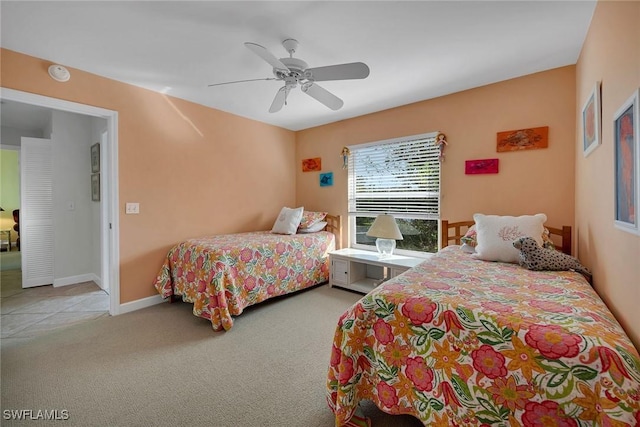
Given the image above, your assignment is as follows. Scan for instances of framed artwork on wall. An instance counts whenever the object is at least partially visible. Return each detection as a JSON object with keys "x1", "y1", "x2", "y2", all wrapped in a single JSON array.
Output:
[
  {"x1": 302, "y1": 157, "x2": 322, "y2": 172},
  {"x1": 91, "y1": 173, "x2": 100, "y2": 202},
  {"x1": 91, "y1": 142, "x2": 100, "y2": 173},
  {"x1": 465, "y1": 158, "x2": 499, "y2": 174},
  {"x1": 319, "y1": 172, "x2": 333, "y2": 187},
  {"x1": 496, "y1": 126, "x2": 548, "y2": 152},
  {"x1": 582, "y1": 81, "x2": 601, "y2": 157},
  {"x1": 613, "y1": 89, "x2": 639, "y2": 234}
]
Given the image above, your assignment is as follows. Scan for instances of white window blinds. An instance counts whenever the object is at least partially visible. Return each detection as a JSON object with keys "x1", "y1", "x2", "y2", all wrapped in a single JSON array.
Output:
[{"x1": 348, "y1": 133, "x2": 440, "y2": 219}]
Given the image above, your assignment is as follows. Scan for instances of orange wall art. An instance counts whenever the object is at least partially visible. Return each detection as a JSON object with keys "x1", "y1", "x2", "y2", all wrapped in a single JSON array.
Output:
[{"x1": 496, "y1": 126, "x2": 549, "y2": 152}]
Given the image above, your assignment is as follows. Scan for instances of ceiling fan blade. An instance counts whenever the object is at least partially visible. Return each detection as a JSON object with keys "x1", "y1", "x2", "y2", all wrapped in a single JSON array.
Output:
[
  {"x1": 305, "y1": 62, "x2": 370, "y2": 82},
  {"x1": 301, "y1": 83, "x2": 344, "y2": 111},
  {"x1": 245, "y1": 42, "x2": 289, "y2": 72},
  {"x1": 269, "y1": 86, "x2": 287, "y2": 113},
  {"x1": 208, "y1": 77, "x2": 276, "y2": 87}
]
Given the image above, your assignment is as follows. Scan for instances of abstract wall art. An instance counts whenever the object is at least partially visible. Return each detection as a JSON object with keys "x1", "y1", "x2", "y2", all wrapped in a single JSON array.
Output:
[
  {"x1": 302, "y1": 157, "x2": 322, "y2": 172},
  {"x1": 319, "y1": 172, "x2": 333, "y2": 187},
  {"x1": 496, "y1": 126, "x2": 548, "y2": 152},
  {"x1": 582, "y1": 81, "x2": 602, "y2": 157},
  {"x1": 613, "y1": 89, "x2": 639, "y2": 234},
  {"x1": 465, "y1": 158, "x2": 499, "y2": 174}
]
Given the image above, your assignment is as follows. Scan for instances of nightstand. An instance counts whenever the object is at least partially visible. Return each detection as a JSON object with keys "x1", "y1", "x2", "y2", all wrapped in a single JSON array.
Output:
[{"x1": 329, "y1": 248, "x2": 426, "y2": 294}]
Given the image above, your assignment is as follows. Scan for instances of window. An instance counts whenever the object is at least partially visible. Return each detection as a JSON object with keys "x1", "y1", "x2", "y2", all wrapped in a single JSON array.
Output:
[{"x1": 348, "y1": 132, "x2": 440, "y2": 254}]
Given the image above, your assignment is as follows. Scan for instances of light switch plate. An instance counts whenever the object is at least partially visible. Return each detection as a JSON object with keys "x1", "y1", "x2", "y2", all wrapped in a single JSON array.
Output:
[{"x1": 125, "y1": 202, "x2": 139, "y2": 214}]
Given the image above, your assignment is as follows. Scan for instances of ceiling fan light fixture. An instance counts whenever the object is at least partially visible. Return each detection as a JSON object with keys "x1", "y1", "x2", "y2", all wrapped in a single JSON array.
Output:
[{"x1": 48, "y1": 64, "x2": 71, "y2": 82}]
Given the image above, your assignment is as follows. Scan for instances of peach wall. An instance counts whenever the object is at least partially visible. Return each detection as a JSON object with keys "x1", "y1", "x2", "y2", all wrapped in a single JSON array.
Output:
[
  {"x1": 0, "y1": 48, "x2": 296, "y2": 303},
  {"x1": 575, "y1": 1, "x2": 640, "y2": 348},
  {"x1": 296, "y1": 67, "x2": 577, "y2": 249}
]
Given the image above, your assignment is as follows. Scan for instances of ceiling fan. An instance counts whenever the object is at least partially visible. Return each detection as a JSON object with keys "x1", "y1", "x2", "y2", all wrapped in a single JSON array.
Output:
[{"x1": 209, "y1": 39, "x2": 370, "y2": 113}]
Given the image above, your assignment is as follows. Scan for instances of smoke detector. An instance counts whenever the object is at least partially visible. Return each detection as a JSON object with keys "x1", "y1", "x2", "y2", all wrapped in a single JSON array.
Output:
[{"x1": 48, "y1": 64, "x2": 71, "y2": 82}]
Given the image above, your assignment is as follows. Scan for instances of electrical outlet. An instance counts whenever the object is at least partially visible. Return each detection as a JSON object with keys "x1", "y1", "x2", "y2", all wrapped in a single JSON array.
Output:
[{"x1": 125, "y1": 202, "x2": 139, "y2": 214}]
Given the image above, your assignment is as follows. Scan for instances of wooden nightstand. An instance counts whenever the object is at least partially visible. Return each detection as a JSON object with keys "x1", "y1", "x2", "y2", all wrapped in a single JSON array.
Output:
[{"x1": 329, "y1": 248, "x2": 427, "y2": 294}]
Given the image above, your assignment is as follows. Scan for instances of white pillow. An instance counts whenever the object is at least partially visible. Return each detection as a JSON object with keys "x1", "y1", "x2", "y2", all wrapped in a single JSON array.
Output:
[
  {"x1": 271, "y1": 206, "x2": 304, "y2": 235},
  {"x1": 297, "y1": 221, "x2": 327, "y2": 234},
  {"x1": 472, "y1": 213, "x2": 547, "y2": 263}
]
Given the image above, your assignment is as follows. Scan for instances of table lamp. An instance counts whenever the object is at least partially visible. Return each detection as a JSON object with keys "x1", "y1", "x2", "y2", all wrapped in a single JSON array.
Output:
[{"x1": 366, "y1": 214, "x2": 403, "y2": 256}]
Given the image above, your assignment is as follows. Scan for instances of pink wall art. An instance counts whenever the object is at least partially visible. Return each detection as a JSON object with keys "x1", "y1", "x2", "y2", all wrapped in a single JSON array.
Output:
[{"x1": 465, "y1": 158, "x2": 499, "y2": 174}]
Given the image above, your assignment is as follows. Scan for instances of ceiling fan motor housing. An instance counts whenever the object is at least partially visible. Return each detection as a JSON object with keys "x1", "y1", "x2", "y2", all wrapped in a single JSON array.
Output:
[{"x1": 274, "y1": 57, "x2": 309, "y2": 81}]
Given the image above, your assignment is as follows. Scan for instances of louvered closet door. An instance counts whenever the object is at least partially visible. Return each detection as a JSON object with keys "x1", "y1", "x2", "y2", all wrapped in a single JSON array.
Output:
[{"x1": 20, "y1": 137, "x2": 54, "y2": 288}]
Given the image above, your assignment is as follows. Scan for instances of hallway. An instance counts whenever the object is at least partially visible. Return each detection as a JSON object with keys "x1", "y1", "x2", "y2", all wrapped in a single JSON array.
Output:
[{"x1": 0, "y1": 264, "x2": 109, "y2": 341}]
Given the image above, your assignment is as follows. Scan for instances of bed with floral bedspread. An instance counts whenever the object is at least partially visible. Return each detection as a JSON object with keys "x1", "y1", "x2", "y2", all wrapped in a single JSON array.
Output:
[
  {"x1": 327, "y1": 245, "x2": 640, "y2": 426},
  {"x1": 153, "y1": 230, "x2": 334, "y2": 331}
]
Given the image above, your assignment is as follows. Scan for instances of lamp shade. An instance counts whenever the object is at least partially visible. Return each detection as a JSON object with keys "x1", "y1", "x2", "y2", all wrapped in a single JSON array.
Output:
[{"x1": 366, "y1": 214, "x2": 403, "y2": 240}]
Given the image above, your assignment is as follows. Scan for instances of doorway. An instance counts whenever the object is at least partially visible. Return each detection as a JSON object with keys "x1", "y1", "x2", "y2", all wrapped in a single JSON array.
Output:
[{"x1": 0, "y1": 88, "x2": 120, "y2": 315}]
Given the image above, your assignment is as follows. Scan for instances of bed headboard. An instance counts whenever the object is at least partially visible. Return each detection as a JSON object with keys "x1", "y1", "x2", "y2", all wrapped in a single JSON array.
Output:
[
  {"x1": 440, "y1": 220, "x2": 572, "y2": 255},
  {"x1": 325, "y1": 214, "x2": 342, "y2": 249}
]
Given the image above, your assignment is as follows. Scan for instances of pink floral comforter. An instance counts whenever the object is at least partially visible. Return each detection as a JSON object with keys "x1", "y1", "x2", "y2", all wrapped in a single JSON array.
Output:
[
  {"x1": 153, "y1": 231, "x2": 334, "y2": 331},
  {"x1": 327, "y1": 246, "x2": 640, "y2": 426}
]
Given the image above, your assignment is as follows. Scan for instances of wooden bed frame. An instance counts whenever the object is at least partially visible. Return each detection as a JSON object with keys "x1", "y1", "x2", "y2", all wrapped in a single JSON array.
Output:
[
  {"x1": 440, "y1": 219, "x2": 572, "y2": 255},
  {"x1": 325, "y1": 214, "x2": 342, "y2": 250}
]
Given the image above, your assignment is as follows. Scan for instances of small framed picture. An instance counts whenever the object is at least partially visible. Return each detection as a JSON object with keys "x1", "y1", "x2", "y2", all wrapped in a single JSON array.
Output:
[
  {"x1": 465, "y1": 158, "x2": 499, "y2": 174},
  {"x1": 319, "y1": 172, "x2": 333, "y2": 187},
  {"x1": 91, "y1": 142, "x2": 100, "y2": 173},
  {"x1": 582, "y1": 81, "x2": 601, "y2": 157},
  {"x1": 613, "y1": 89, "x2": 639, "y2": 234},
  {"x1": 302, "y1": 157, "x2": 322, "y2": 172},
  {"x1": 496, "y1": 126, "x2": 548, "y2": 152},
  {"x1": 91, "y1": 173, "x2": 100, "y2": 202}
]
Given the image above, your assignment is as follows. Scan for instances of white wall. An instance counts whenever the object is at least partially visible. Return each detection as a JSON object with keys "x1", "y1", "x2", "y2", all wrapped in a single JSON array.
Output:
[
  {"x1": 1, "y1": 126, "x2": 43, "y2": 146},
  {"x1": 51, "y1": 110, "x2": 97, "y2": 285},
  {"x1": 42, "y1": 116, "x2": 53, "y2": 139}
]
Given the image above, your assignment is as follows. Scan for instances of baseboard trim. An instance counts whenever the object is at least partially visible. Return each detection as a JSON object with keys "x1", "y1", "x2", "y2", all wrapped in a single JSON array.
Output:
[
  {"x1": 53, "y1": 273, "x2": 96, "y2": 288},
  {"x1": 92, "y1": 274, "x2": 104, "y2": 289},
  {"x1": 118, "y1": 294, "x2": 167, "y2": 315}
]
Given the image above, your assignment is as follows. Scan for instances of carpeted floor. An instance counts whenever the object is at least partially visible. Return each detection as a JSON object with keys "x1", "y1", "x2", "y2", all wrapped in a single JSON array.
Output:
[
  {"x1": 0, "y1": 250, "x2": 21, "y2": 271},
  {"x1": 0, "y1": 284, "x2": 423, "y2": 427}
]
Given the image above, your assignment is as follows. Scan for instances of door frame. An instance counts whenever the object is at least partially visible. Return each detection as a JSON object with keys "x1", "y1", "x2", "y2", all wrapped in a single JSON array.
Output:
[{"x1": 1, "y1": 87, "x2": 121, "y2": 315}]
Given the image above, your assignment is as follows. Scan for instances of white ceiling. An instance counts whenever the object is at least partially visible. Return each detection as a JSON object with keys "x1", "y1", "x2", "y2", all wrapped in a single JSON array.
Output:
[{"x1": 0, "y1": 1, "x2": 596, "y2": 131}]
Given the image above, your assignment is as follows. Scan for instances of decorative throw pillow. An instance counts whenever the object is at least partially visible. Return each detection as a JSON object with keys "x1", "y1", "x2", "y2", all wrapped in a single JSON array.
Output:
[
  {"x1": 460, "y1": 225, "x2": 477, "y2": 247},
  {"x1": 299, "y1": 211, "x2": 328, "y2": 229},
  {"x1": 271, "y1": 206, "x2": 304, "y2": 235},
  {"x1": 297, "y1": 221, "x2": 328, "y2": 234},
  {"x1": 541, "y1": 227, "x2": 557, "y2": 250},
  {"x1": 461, "y1": 224, "x2": 556, "y2": 252},
  {"x1": 472, "y1": 213, "x2": 547, "y2": 263}
]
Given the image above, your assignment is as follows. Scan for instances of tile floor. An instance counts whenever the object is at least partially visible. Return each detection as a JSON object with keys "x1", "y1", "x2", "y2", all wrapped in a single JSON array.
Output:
[{"x1": 1, "y1": 268, "x2": 109, "y2": 340}]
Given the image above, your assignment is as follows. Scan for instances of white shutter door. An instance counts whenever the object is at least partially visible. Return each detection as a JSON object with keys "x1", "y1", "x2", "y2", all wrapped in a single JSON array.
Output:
[{"x1": 20, "y1": 137, "x2": 54, "y2": 288}]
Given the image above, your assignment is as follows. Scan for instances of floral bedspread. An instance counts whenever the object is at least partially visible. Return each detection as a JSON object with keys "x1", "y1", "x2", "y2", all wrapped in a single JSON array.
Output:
[
  {"x1": 153, "y1": 231, "x2": 334, "y2": 331},
  {"x1": 327, "y1": 246, "x2": 640, "y2": 426}
]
